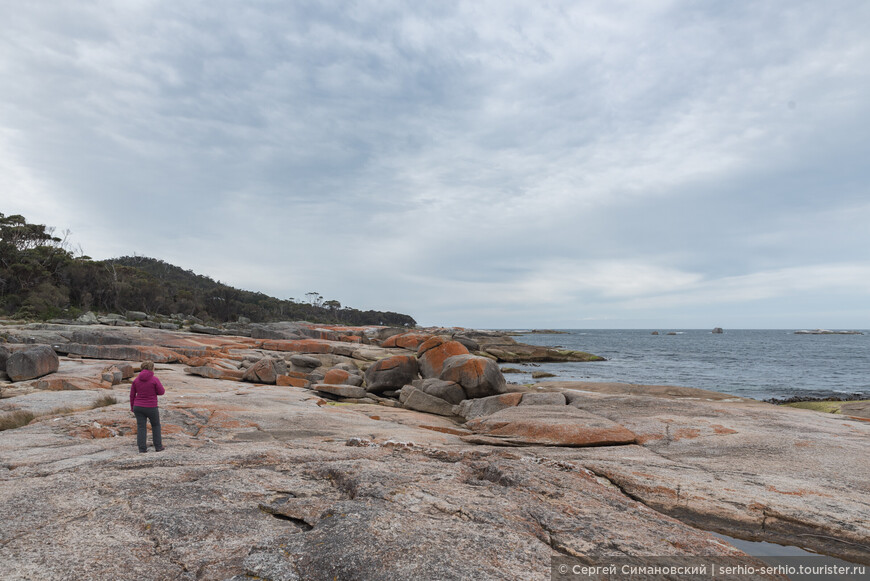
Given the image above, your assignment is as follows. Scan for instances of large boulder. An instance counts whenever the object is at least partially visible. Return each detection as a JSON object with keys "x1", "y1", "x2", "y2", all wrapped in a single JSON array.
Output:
[
  {"x1": 54, "y1": 344, "x2": 185, "y2": 363},
  {"x1": 439, "y1": 354, "x2": 507, "y2": 399},
  {"x1": 314, "y1": 384, "x2": 368, "y2": 399},
  {"x1": 464, "y1": 405, "x2": 637, "y2": 447},
  {"x1": 323, "y1": 369, "x2": 363, "y2": 387},
  {"x1": 414, "y1": 378, "x2": 466, "y2": 405},
  {"x1": 381, "y1": 332, "x2": 432, "y2": 350},
  {"x1": 289, "y1": 354, "x2": 322, "y2": 369},
  {"x1": 243, "y1": 358, "x2": 285, "y2": 384},
  {"x1": 364, "y1": 355, "x2": 419, "y2": 393},
  {"x1": 6, "y1": 345, "x2": 60, "y2": 382},
  {"x1": 189, "y1": 324, "x2": 224, "y2": 335},
  {"x1": 0, "y1": 344, "x2": 9, "y2": 371},
  {"x1": 519, "y1": 392, "x2": 566, "y2": 406},
  {"x1": 417, "y1": 337, "x2": 469, "y2": 378},
  {"x1": 399, "y1": 385, "x2": 458, "y2": 417},
  {"x1": 454, "y1": 392, "x2": 524, "y2": 421}
]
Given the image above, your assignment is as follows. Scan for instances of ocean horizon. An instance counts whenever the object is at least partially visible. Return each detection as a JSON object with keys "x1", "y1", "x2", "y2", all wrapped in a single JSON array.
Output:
[{"x1": 503, "y1": 328, "x2": 870, "y2": 401}]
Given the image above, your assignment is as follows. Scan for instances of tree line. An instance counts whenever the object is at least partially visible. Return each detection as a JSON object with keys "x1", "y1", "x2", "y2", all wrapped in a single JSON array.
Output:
[{"x1": 0, "y1": 213, "x2": 416, "y2": 327}]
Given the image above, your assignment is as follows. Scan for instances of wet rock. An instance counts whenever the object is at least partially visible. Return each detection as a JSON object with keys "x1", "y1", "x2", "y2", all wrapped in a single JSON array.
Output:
[
  {"x1": 6, "y1": 345, "x2": 60, "y2": 382},
  {"x1": 364, "y1": 355, "x2": 419, "y2": 393},
  {"x1": 439, "y1": 355, "x2": 507, "y2": 399},
  {"x1": 464, "y1": 405, "x2": 637, "y2": 447},
  {"x1": 417, "y1": 337, "x2": 469, "y2": 379}
]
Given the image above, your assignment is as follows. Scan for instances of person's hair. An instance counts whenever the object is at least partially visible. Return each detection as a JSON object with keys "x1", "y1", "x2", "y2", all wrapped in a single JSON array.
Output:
[{"x1": 141, "y1": 360, "x2": 155, "y2": 371}]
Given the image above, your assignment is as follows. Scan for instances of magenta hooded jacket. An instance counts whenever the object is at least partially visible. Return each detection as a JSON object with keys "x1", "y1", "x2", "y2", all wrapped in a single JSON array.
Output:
[{"x1": 130, "y1": 369, "x2": 165, "y2": 409}]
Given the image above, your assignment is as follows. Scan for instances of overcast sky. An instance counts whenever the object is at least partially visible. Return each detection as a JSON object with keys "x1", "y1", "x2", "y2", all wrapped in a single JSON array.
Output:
[{"x1": 2, "y1": 1, "x2": 870, "y2": 329}]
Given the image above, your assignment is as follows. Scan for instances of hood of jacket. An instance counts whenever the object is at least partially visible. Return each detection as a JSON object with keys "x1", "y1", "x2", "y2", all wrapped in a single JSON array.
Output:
[{"x1": 137, "y1": 369, "x2": 154, "y2": 382}]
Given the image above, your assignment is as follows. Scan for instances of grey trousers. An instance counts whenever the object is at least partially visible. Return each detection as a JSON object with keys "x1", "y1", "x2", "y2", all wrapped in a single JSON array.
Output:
[{"x1": 133, "y1": 406, "x2": 162, "y2": 452}]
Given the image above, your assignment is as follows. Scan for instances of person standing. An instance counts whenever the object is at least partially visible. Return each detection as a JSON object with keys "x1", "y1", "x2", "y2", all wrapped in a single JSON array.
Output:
[{"x1": 130, "y1": 360, "x2": 165, "y2": 453}]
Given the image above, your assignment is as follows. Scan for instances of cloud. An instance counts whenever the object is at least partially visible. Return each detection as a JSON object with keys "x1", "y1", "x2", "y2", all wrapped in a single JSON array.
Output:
[{"x1": 1, "y1": 1, "x2": 870, "y2": 327}]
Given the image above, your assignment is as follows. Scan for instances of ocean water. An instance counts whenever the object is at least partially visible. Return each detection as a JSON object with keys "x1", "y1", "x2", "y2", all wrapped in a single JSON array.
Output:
[{"x1": 505, "y1": 329, "x2": 870, "y2": 401}]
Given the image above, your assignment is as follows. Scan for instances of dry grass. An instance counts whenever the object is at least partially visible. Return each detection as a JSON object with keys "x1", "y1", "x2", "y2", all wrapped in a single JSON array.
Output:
[
  {"x1": 0, "y1": 410, "x2": 36, "y2": 431},
  {"x1": 92, "y1": 394, "x2": 118, "y2": 408}
]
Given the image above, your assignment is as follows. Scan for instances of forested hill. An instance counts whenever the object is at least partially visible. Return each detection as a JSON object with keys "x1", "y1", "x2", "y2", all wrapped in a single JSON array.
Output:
[{"x1": 0, "y1": 213, "x2": 416, "y2": 326}]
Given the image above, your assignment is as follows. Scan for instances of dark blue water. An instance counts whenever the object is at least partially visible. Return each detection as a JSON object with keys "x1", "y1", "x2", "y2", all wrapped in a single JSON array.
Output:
[{"x1": 507, "y1": 329, "x2": 870, "y2": 401}]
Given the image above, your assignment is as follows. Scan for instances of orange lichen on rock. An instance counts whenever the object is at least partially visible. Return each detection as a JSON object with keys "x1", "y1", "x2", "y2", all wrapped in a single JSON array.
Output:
[
  {"x1": 382, "y1": 333, "x2": 432, "y2": 349},
  {"x1": 419, "y1": 425, "x2": 471, "y2": 437},
  {"x1": 277, "y1": 375, "x2": 309, "y2": 388},
  {"x1": 711, "y1": 424, "x2": 738, "y2": 435},
  {"x1": 635, "y1": 433, "x2": 666, "y2": 444},
  {"x1": 671, "y1": 428, "x2": 701, "y2": 440},
  {"x1": 323, "y1": 369, "x2": 350, "y2": 384},
  {"x1": 418, "y1": 337, "x2": 470, "y2": 378},
  {"x1": 261, "y1": 340, "x2": 333, "y2": 354},
  {"x1": 766, "y1": 485, "x2": 832, "y2": 498}
]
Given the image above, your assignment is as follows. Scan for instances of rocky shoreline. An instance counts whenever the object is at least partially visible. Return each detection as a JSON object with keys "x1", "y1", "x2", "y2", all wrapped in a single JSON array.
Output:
[{"x1": 1, "y1": 318, "x2": 868, "y2": 579}]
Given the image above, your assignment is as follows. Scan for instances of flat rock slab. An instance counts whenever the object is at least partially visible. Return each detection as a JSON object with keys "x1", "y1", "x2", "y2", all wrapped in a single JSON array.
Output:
[
  {"x1": 840, "y1": 401, "x2": 870, "y2": 419},
  {"x1": 2, "y1": 329, "x2": 869, "y2": 576},
  {"x1": 547, "y1": 383, "x2": 870, "y2": 564},
  {"x1": 464, "y1": 405, "x2": 637, "y2": 447}
]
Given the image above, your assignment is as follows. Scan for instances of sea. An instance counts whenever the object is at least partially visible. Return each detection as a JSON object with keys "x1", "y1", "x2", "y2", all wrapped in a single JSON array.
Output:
[{"x1": 504, "y1": 329, "x2": 870, "y2": 401}]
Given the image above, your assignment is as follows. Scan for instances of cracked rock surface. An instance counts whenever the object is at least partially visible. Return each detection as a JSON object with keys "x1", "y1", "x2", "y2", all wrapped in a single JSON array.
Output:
[{"x1": 1, "y1": 329, "x2": 868, "y2": 579}]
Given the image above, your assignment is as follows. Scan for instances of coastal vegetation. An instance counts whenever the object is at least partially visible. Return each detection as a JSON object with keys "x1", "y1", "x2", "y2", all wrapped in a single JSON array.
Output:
[{"x1": 0, "y1": 213, "x2": 415, "y2": 326}]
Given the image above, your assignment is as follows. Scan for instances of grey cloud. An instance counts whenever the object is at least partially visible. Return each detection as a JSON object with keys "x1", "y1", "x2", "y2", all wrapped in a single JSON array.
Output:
[{"x1": 2, "y1": 0, "x2": 869, "y2": 327}]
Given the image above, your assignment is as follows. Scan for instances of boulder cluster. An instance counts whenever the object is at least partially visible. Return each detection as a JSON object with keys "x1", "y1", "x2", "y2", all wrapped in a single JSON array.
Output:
[
  {"x1": 183, "y1": 329, "x2": 513, "y2": 417},
  {"x1": 0, "y1": 320, "x2": 624, "y2": 446}
]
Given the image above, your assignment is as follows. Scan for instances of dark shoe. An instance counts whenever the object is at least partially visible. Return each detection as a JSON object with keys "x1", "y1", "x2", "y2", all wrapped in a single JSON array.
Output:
[
  {"x1": 139, "y1": 450, "x2": 147, "y2": 453},
  {"x1": 155, "y1": 447, "x2": 165, "y2": 452}
]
